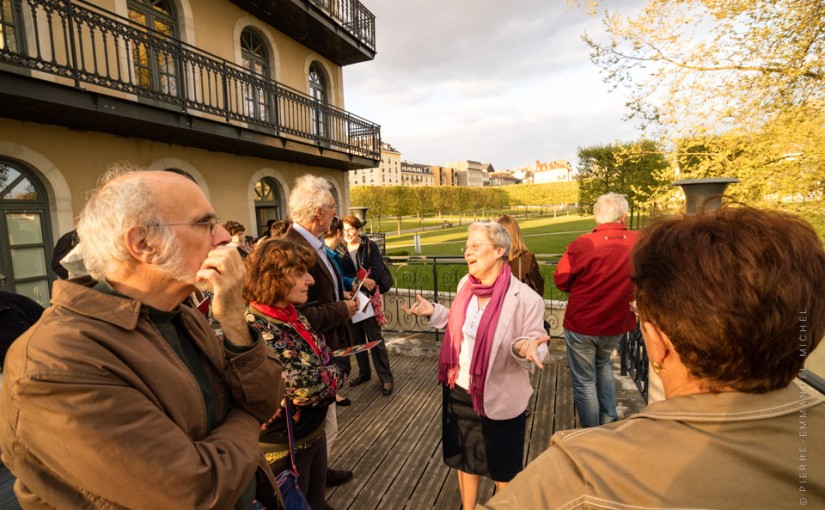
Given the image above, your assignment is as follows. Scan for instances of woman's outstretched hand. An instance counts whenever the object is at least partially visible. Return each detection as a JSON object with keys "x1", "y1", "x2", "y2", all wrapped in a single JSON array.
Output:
[
  {"x1": 401, "y1": 294, "x2": 435, "y2": 318},
  {"x1": 514, "y1": 336, "x2": 552, "y2": 369}
]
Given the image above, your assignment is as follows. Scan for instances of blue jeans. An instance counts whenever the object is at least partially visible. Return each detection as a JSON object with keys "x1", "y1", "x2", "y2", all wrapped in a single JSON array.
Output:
[{"x1": 564, "y1": 330, "x2": 622, "y2": 428}]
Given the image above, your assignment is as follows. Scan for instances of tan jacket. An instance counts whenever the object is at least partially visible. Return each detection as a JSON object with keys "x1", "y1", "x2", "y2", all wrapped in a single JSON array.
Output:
[
  {"x1": 481, "y1": 382, "x2": 824, "y2": 509},
  {"x1": 0, "y1": 278, "x2": 284, "y2": 509}
]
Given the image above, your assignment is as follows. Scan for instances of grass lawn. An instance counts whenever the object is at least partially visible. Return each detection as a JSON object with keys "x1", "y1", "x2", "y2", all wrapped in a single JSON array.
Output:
[
  {"x1": 365, "y1": 208, "x2": 578, "y2": 235},
  {"x1": 384, "y1": 214, "x2": 594, "y2": 256}
]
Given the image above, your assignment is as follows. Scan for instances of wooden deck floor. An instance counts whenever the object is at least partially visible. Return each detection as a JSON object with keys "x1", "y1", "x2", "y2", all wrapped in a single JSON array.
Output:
[{"x1": 326, "y1": 343, "x2": 577, "y2": 509}]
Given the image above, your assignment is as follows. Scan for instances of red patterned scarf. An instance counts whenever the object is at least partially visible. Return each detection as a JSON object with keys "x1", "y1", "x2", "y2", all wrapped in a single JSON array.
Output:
[
  {"x1": 251, "y1": 302, "x2": 320, "y2": 358},
  {"x1": 438, "y1": 263, "x2": 511, "y2": 416}
]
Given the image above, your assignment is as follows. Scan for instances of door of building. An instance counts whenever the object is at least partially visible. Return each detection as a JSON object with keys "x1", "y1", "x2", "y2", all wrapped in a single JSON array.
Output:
[{"x1": 0, "y1": 161, "x2": 53, "y2": 306}]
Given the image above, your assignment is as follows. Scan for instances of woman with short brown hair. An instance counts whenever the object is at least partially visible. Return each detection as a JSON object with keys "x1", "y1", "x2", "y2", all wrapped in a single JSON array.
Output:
[{"x1": 244, "y1": 237, "x2": 346, "y2": 509}]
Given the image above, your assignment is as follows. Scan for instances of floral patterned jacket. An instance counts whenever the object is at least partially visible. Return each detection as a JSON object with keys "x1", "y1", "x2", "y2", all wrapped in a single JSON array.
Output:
[{"x1": 246, "y1": 306, "x2": 343, "y2": 443}]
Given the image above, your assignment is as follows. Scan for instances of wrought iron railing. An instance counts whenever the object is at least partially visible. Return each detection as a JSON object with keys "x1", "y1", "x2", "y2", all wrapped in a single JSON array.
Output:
[
  {"x1": 309, "y1": 0, "x2": 376, "y2": 51},
  {"x1": 620, "y1": 326, "x2": 649, "y2": 401},
  {"x1": 0, "y1": 0, "x2": 380, "y2": 160},
  {"x1": 380, "y1": 255, "x2": 566, "y2": 341}
]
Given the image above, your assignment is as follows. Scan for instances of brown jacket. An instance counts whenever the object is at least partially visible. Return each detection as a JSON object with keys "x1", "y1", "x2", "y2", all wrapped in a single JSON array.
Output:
[
  {"x1": 0, "y1": 278, "x2": 284, "y2": 509},
  {"x1": 481, "y1": 382, "x2": 824, "y2": 509},
  {"x1": 286, "y1": 227, "x2": 351, "y2": 351}
]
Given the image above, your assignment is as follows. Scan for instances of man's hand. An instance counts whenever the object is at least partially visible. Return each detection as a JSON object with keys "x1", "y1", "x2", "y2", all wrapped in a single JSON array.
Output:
[
  {"x1": 344, "y1": 297, "x2": 358, "y2": 319},
  {"x1": 401, "y1": 294, "x2": 434, "y2": 318},
  {"x1": 514, "y1": 335, "x2": 551, "y2": 369},
  {"x1": 196, "y1": 246, "x2": 253, "y2": 345}
]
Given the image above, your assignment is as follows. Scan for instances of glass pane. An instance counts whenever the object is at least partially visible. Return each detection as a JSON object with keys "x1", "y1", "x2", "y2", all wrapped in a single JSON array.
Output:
[
  {"x1": 7, "y1": 213, "x2": 43, "y2": 245},
  {"x1": 3, "y1": 178, "x2": 39, "y2": 200},
  {"x1": 128, "y1": 10, "x2": 147, "y2": 26},
  {"x1": 0, "y1": 165, "x2": 21, "y2": 194},
  {"x1": 154, "y1": 19, "x2": 173, "y2": 37},
  {"x1": 255, "y1": 179, "x2": 275, "y2": 201},
  {"x1": 15, "y1": 279, "x2": 50, "y2": 308},
  {"x1": 11, "y1": 247, "x2": 47, "y2": 279}
]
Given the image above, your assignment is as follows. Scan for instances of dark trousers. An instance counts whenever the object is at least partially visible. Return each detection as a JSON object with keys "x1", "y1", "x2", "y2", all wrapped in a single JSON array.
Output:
[
  {"x1": 268, "y1": 434, "x2": 327, "y2": 510},
  {"x1": 348, "y1": 317, "x2": 393, "y2": 383}
]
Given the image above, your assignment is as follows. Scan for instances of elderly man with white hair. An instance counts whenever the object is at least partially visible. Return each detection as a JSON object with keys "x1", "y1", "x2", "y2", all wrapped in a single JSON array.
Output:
[
  {"x1": 0, "y1": 167, "x2": 283, "y2": 508},
  {"x1": 283, "y1": 174, "x2": 358, "y2": 496},
  {"x1": 553, "y1": 192, "x2": 639, "y2": 428}
]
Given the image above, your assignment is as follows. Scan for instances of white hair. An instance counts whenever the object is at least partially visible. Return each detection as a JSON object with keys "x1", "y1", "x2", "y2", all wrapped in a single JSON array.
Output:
[
  {"x1": 467, "y1": 222, "x2": 511, "y2": 260},
  {"x1": 288, "y1": 174, "x2": 332, "y2": 224},
  {"x1": 77, "y1": 165, "x2": 177, "y2": 280},
  {"x1": 593, "y1": 193, "x2": 629, "y2": 224}
]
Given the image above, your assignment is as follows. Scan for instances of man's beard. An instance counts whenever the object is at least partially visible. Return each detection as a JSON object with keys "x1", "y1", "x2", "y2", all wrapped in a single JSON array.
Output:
[{"x1": 156, "y1": 249, "x2": 210, "y2": 292}]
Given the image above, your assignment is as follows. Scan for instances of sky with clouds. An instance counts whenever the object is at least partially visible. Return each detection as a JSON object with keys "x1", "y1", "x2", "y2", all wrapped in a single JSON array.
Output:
[{"x1": 344, "y1": 0, "x2": 645, "y2": 171}]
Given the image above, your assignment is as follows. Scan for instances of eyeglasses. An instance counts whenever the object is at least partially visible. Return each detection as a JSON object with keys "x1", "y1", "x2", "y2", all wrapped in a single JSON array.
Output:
[
  {"x1": 460, "y1": 242, "x2": 494, "y2": 253},
  {"x1": 149, "y1": 216, "x2": 221, "y2": 235}
]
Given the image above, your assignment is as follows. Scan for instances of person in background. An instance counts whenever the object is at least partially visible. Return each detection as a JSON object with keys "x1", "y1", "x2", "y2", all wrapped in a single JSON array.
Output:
[
  {"x1": 285, "y1": 175, "x2": 356, "y2": 492},
  {"x1": 256, "y1": 219, "x2": 277, "y2": 244},
  {"x1": 496, "y1": 215, "x2": 544, "y2": 297},
  {"x1": 323, "y1": 216, "x2": 354, "y2": 407},
  {"x1": 322, "y1": 217, "x2": 354, "y2": 295},
  {"x1": 224, "y1": 220, "x2": 253, "y2": 258},
  {"x1": 341, "y1": 215, "x2": 394, "y2": 396},
  {"x1": 257, "y1": 219, "x2": 292, "y2": 247},
  {"x1": 553, "y1": 192, "x2": 638, "y2": 428},
  {"x1": 50, "y1": 230, "x2": 78, "y2": 279},
  {"x1": 0, "y1": 168, "x2": 283, "y2": 508},
  {"x1": 482, "y1": 206, "x2": 825, "y2": 508},
  {"x1": 0, "y1": 291, "x2": 43, "y2": 510},
  {"x1": 245, "y1": 237, "x2": 345, "y2": 510},
  {"x1": 402, "y1": 222, "x2": 550, "y2": 510}
]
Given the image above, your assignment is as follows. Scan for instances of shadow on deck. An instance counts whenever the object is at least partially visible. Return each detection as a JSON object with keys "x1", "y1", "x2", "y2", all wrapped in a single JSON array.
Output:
[{"x1": 327, "y1": 335, "x2": 646, "y2": 509}]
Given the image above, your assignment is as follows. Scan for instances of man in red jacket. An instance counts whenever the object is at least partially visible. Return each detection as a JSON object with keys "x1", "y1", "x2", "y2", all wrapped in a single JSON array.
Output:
[{"x1": 554, "y1": 193, "x2": 638, "y2": 428}]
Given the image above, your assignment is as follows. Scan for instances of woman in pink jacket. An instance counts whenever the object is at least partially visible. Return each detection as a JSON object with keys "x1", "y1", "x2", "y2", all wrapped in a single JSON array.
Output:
[{"x1": 403, "y1": 222, "x2": 549, "y2": 510}]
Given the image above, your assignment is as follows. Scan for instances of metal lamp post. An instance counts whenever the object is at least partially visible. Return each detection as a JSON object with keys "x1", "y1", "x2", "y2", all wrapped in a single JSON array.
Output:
[{"x1": 672, "y1": 177, "x2": 740, "y2": 214}]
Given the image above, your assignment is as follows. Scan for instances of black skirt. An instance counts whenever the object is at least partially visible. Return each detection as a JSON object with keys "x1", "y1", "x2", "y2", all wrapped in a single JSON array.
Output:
[{"x1": 441, "y1": 384, "x2": 526, "y2": 482}]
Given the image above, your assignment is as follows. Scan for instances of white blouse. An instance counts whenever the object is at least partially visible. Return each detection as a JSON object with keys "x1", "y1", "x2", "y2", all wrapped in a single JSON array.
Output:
[{"x1": 456, "y1": 295, "x2": 487, "y2": 389}]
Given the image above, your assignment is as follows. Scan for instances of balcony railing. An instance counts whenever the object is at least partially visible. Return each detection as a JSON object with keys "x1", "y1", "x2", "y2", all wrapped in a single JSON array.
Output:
[
  {"x1": 380, "y1": 255, "x2": 566, "y2": 341},
  {"x1": 308, "y1": 0, "x2": 376, "y2": 52},
  {"x1": 0, "y1": 0, "x2": 381, "y2": 160}
]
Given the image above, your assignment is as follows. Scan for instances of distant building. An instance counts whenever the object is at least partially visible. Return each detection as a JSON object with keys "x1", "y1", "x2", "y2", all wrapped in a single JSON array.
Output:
[
  {"x1": 350, "y1": 142, "x2": 401, "y2": 186},
  {"x1": 533, "y1": 160, "x2": 574, "y2": 183},
  {"x1": 488, "y1": 172, "x2": 520, "y2": 186},
  {"x1": 401, "y1": 161, "x2": 434, "y2": 186},
  {"x1": 431, "y1": 165, "x2": 459, "y2": 186},
  {"x1": 446, "y1": 160, "x2": 485, "y2": 187}
]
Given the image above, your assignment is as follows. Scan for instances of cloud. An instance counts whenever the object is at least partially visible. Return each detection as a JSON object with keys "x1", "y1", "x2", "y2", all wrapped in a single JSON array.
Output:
[{"x1": 345, "y1": 0, "x2": 646, "y2": 169}]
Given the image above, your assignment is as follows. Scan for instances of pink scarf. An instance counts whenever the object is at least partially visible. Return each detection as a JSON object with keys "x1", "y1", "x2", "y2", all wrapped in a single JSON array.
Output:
[{"x1": 438, "y1": 263, "x2": 511, "y2": 416}]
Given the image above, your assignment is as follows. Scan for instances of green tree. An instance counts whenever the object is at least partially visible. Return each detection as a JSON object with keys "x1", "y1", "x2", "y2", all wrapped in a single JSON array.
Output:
[
  {"x1": 576, "y1": 0, "x2": 824, "y2": 220},
  {"x1": 381, "y1": 186, "x2": 413, "y2": 235},
  {"x1": 576, "y1": 140, "x2": 671, "y2": 214},
  {"x1": 410, "y1": 186, "x2": 435, "y2": 229},
  {"x1": 579, "y1": 0, "x2": 824, "y2": 134}
]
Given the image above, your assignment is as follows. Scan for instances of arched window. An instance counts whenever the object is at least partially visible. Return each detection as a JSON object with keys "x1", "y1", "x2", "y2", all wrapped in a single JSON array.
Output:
[
  {"x1": 309, "y1": 62, "x2": 328, "y2": 140},
  {"x1": 0, "y1": 160, "x2": 53, "y2": 306},
  {"x1": 241, "y1": 28, "x2": 270, "y2": 122},
  {"x1": 0, "y1": 0, "x2": 24, "y2": 53},
  {"x1": 254, "y1": 177, "x2": 284, "y2": 236},
  {"x1": 128, "y1": 0, "x2": 179, "y2": 97}
]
